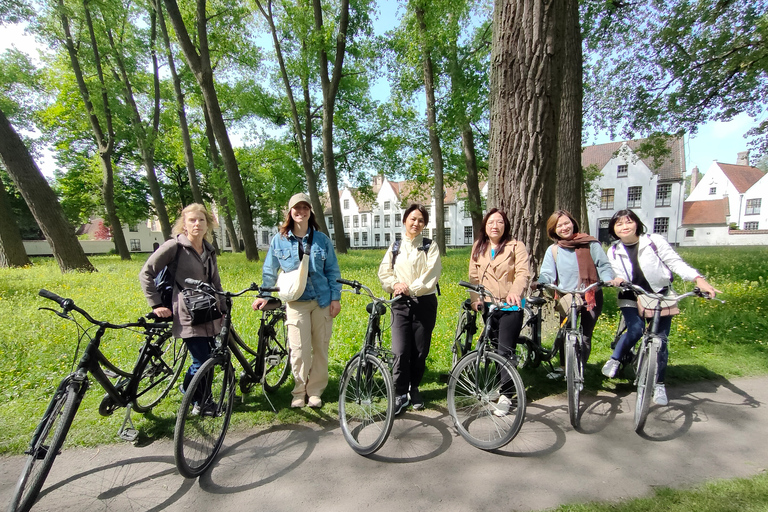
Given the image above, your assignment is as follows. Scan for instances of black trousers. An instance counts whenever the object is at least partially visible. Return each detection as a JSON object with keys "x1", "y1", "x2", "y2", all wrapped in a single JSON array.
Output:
[{"x1": 390, "y1": 294, "x2": 438, "y2": 396}]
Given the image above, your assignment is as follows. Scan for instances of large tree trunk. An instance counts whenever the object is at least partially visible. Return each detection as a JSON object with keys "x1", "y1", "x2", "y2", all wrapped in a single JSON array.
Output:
[
  {"x1": 0, "y1": 108, "x2": 95, "y2": 272},
  {"x1": 155, "y1": 0, "x2": 203, "y2": 205},
  {"x1": 488, "y1": 0, "x2": 561, "y2": 269},
  {"x1": 313, "y1": 0, "x2": 350, "y2": 253},
  {"x1": 555, "y1": 0, "x2": 583, "y2": 221},
  {"x1": 59, "y1": 0, "x2": 130, "y2": 259},
  {"x1": 415, "y1": 5, "x2": 446, "y2": 254},
  {"x1": 163, "y1": 0, "x2": 259, "y2": 261},
  {"x1": 255, "y1": 0, "x2": 327, "y2": 233},
  {"x1": 0, "y1": 177, "x2": 32, "y2": 268}
]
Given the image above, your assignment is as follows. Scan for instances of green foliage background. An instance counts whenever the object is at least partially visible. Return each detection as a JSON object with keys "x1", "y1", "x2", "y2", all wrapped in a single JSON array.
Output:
[{"x1": 0, "y1": 246, "x2": 766, "y2": 455}]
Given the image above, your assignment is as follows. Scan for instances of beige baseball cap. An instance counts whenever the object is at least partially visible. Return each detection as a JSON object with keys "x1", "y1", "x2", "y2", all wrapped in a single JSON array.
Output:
[{"x1": 288, "y1": 192, "x2": 312, "y2": 210}]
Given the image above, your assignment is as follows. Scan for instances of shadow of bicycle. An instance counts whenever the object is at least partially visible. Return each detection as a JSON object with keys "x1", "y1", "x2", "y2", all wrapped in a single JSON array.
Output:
[{"x1": 365, "y1": 409, "x2": 454, "y2": 463}]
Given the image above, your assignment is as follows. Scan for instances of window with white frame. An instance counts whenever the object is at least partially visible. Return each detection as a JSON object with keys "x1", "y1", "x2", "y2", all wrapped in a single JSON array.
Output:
[
  {"x1": 362, "y1": 232, "x2": 368, "y2": 246},
  {"x1": 374, "y1": 233, "x2": 380, "y2": 246},
  {"x1": 353, "y1": 232, "x2": 359, "y2": 245},
  {"x1": 344, "y1": 199, "x2": 349, "y2": 209},
  {"x1": 361, "y1": 214, "x2": 367, "y2": 226},
  {"x1": 627, "y1": 186, "x2": 642, "y2": 208},
  {"x1": 709, "y1": 187, "x2": 717, "y2": 195},
  {"x1": 464, "y1": 226, "x2": 473, "y2": 244},
  {"x1": 444, "y1": 206, "x2": 449, "y2": 217},
  {"x1": 600, "y1": 189, "x2": 615, "y2": 210},
  {"x1": 744, "y1": 221, "x2": 759, "y2": 230},
  {"x1": 327, "y1": 216, "x2": 333, "y2": 229},
  {"x1": 746, "y1": 198, "x2": 761, "y2": 215},
  {"x1": 353, "y1": 215, "x2": 359, "y2": 228},
  {"x1": 262, "y1": 230, "x2": 269, "y2": 245},
  {"x1": 394, "y1": 233, "x2": 401, "y2": 243},
  {"x1": 344, "y1": 216, "x2": 349, "y2": 228},
  {"x1": 445, "y1": 227, "x2": 451, "y2": 244},
  {"x1": 374, "y1": 215, "x2": 380, "y2": 228},
  {"x1": 617, "y1": 164, "x2": 628, "y2": 177},
  {"x1": 130, "y1": 239, "x2": 141, "y2": 251},
  {"x1": 653, "y1": 217, "x2": 669, "y2": 238},
  {"x1": 655, "y1": 184, "x2": 672, "y2": 207},
  {"x1": 395, "y1": 215, "x2": 401, "y2": 227},
  {"x1": 384, "y1": 201, "x2": 390, "y2": 210},
  {"x1": 384, "y1": 215, "x2": 390, "y2": 228},
  {"x1": 385, "y1": 233, "x2": 391, "y2": 245},
  {"x1": 464, "y1": 201, "x2": 471, "y2": 218}
]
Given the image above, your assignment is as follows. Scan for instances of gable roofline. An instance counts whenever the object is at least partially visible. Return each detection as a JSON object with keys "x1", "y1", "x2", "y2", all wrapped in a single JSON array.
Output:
[
  {"x1": 716, "y1": 163, "x2": 765, "y2": 194},
  {"x1": 581, "y1": 136, "x2": 685, "y2": 182}
]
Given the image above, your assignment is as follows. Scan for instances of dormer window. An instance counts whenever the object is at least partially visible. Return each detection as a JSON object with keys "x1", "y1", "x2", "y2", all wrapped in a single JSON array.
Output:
[{"x1": 617, "y1": 164, "x2": 628, "y2": 177}]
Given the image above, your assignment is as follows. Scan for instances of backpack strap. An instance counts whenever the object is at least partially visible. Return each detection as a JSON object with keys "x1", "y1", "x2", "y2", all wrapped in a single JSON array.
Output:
[
  {"x1": 551, "y1": 245, "x2": 559, "y2": 284},
  {"x1": 390, "y1": 238, "x2": 402, "y2": 268},
  {"x1": 390, "y1": 237, "x2": 441, "y2": 296}
]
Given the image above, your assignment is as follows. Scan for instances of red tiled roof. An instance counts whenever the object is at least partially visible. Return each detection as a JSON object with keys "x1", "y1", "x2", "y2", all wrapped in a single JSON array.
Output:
[
  {"x1": 582, "y1": 137, "x2": 685, "y2": 182},
  {"x1": 717, "y1": 164, "x2": 765, "y2": 194},
  {"x1": 682, "y1": 198, "x2": 729, "y2": 226}
]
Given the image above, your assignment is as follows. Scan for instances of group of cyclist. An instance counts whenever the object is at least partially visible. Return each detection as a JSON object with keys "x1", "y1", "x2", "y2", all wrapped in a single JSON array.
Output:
[{"x1": 139, "y1": 196, "x2": 719, "y2": 417}]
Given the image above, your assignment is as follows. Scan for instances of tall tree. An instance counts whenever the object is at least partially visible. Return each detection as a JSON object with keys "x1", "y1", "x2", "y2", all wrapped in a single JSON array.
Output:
[
  {"x1": 0, "y1": 107, "x2": 95, "y2": 271},
  {"x1": 57, "y1": 0, "x2": 131, "y2": 259},
  {"x1": 0, "y1": 176, "x2": 31, "y2": 268},
  {"x1": 488, "y1": 0, "x2": 561, "y2": 268},
  {"x1": 163, "y1": 0, "x2": 260, "y2": 260}
]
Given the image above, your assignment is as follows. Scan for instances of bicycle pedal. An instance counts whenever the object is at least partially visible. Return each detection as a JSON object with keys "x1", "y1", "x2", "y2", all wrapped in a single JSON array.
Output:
[
  {"x1": 103, "y1": 369, "x2": 119, "y2": 379},
  {"x1": 265, "y1": 355, "x2": 280, "y2": 365},
  {"x1": 118, "y1": 428, "x2": 139, "y2": 442}
]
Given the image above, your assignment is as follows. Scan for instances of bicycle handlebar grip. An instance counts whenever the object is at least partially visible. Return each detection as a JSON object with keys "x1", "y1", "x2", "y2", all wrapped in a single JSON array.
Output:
[
  {"x1": 261, "y1": 286, "x2": 280, "y2": 293},
  {"x1": 458, "y1": 280, "x2": 478, "y2": 291},
  {"x1": 337, "y1": 278, "x2": 358, "y2": 287},
  {"x1": 39, "y1": 289, "x2": 67, "y2": 307},
  {"x1": 185, "y1": 278, "x2": 203, "y2": 287}
]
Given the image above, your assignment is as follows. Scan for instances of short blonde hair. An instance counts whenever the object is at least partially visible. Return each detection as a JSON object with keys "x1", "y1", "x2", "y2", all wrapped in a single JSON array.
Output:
[{"x1": 172, "y1": 203, "x2": 215, "y2": 243}]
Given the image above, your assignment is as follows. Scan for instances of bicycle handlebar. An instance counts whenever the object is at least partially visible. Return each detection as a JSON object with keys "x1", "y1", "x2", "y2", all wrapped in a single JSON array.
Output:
[
  {"x1": 184, "y1": 279, "x2": 272, "y2": 297},
  {"x1": 617, "y1": 282, "x2": 718, "y2": 302},
  {"x1": 337, "y1": 278, "x2": 402, "y2": 305},
  {"x1": 39, "y1": 289, "x2": 171, "y2": 330},
  {"x1": 536, "y1": 281, "x2": 606, "y2": 297}
]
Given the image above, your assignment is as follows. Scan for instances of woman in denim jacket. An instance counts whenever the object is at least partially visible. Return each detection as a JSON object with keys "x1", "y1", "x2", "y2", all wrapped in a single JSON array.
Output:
[{"x1": 252, "y1": 193, "x2": 342, "y2": 409}]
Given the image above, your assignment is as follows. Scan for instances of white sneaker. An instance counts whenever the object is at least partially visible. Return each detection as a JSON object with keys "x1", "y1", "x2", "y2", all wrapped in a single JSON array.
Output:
[
  {"x1": 493, "y1": 395, "x2": 512, "y2": 417},
  {"x1": 602, "y1": 359, "x2": 620, "y2": 378},
  {"x1": 653, "y1": 384, "x2": 668, "y2": 405}
]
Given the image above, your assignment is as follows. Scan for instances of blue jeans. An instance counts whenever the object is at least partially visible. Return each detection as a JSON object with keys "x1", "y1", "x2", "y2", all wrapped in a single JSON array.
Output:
[
  {"x1": 182, "y1": 336, "x2": 214, "y2": 402},
  {"x1": 612, "y1": 307, "x2": 671, "y2": 382}
]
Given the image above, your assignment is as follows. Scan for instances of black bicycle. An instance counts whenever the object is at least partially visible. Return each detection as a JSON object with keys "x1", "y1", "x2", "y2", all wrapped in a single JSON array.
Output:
[
  {"x1": 9, "y1": 290, "x2": 183, "y2": 512},
  {"x1": 173, "y1": 280, "x2": 289, "y2": 478},
  {"x1": 536, "y1": 281, "x2": 605, "y2": 429},
  {"x1": 447, "y1": 281, "x2": 526, "y2": 450},
  {"x1": 336, "y1": 278, "x2": 400, "y2": 456}
]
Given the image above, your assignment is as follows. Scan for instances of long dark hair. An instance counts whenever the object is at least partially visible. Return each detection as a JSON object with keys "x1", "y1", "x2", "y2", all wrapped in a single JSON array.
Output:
[
  {"x1": 472, "y1": 208, "x2": 511, "y2": 261},
  {"x1": 279, "y1": 204, "x2": 321, "y2": 237},
  {"x1": 608, "y1": 209, "x2": 646, "y2": 240}
]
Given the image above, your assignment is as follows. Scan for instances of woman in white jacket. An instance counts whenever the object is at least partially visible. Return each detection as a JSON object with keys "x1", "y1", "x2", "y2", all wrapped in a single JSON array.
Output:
[{"x1": 602, "y1": 209, "x2": 719, "y2": 406}]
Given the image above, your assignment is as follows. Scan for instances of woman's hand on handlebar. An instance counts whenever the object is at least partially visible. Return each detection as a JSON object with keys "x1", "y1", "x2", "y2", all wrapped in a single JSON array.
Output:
[
  {"x1": 152, "y1": 306, "x2": 172, "y2": 318},
  {"x1": 505, "y1": 293, "x2": 523, "y2": 308},
  {"x1": 694, "y1": 276, "x2": 721, "y2": 298},
  {"x1": 393, "y1": 282, "x2": 410, "y2": 296},
  {"x1": 472, "y1": 300, "x2": 484, "y2": 312},
  {"x1": 608, "y1": 277, "x2": 626, "y2": 287},
  {"x1": 252, "y1": 297, "x2": 268, "y2": 311}
]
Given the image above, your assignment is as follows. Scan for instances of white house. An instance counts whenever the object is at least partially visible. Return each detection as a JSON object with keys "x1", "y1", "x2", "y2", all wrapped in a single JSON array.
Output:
[
  {"x1": 584, "y1": 137, "x2": 686, "y2": 245},
  {"x1": 680, "y1": 154, "x2": 767, "y2": 246}
]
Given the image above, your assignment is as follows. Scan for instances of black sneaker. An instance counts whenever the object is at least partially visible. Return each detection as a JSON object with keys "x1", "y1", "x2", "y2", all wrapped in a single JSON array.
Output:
[
  {"x1": 409, "y1": 388, "x2": 424, "y2": 410},
  {"x1": 394, "y1": 394, "x2": 410, "y2": 416}
]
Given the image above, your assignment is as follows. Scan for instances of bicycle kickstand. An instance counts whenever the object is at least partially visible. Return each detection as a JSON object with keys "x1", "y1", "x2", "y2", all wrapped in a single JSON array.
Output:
[
  {"x1": 117, "y1": 403, "x2": 139, "y2": 442},
  {"x1": 260, "y1": 383, "x2": 277, "y2": 413}
]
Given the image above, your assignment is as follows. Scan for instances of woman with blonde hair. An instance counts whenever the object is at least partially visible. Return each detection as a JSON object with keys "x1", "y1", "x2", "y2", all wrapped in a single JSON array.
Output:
[{"x1": 139, "y1": 203, "x2": 224, "y2": 413}]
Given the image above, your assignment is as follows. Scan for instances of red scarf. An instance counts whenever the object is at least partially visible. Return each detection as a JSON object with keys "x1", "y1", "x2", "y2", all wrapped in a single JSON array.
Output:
[{"x1": 557, "y1": 233, "x2": 599, "y2": 310}]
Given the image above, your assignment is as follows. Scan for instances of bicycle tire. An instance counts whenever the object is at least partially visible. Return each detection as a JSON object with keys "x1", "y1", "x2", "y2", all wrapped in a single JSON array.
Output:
[
  {"x1": 451, "y1": 308, "x2": 473, "y2": 368},
  {"x1": 9, "y1": 383, "x2": 82, "y2": 512},
  {"x1": 634, "y1": 337, "x2": 658, "y2": 432},
  {"x1": 133, "y1": 334, "x2": 188, "y2": 413},
  {"x1": 173, "y1": 356, "x2": 235, "y2": 478},
  {"x1": 447, "y1": 351, "x2": 526, "y2": 450},
  {"x1": 515, "y1": 336, "x2": 533, "y2": 369},
  {"x1": 338, "y1": 354, "x2": 394, "y2": 456},
  {"x1": 262, "y1": 314, "x2": 291, "y2": 392},
  {"x1": 565, "y1": 333, "x2": 583, "y2": 429}
]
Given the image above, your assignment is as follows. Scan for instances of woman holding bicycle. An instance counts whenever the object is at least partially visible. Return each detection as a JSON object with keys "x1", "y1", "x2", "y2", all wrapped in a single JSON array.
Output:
[
  {"x1": 378, "y1": 203, "x2": 442, "y2": 415},
  {"x1": 252, "y1": 193, "x2": 341, "y2": 409},
  {"x1": 602, "y1": 209, "x2": 719, "y2": 405},
  {"x1": 468, "y1": 208, "x2": 530, "y2": 411},
  {"x1": 139, "y1": 203, "x2": 224, "y2": 408},
  {"x1": 538, "y1": 210, "x2": 614, "y2": 376}
]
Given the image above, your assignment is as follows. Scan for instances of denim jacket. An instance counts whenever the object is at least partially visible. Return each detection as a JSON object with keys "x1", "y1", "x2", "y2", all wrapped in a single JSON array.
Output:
[{"x1": 262, "y1": 228, "x2": 341, "y2": 308}]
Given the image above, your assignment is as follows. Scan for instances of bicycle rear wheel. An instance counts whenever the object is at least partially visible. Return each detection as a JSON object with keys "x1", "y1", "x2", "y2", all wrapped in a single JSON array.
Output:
[
  {"x1": 174, "y1": 356, "x2": 235, "y2": 478},
  {"x1": 9, "y1": 382, "x2": 82, "y2": 512},
  {"x1": 634, "y1": 337, "x2": 658, "y2": 433},
  {"x1": 447, "y1": 351, "x2": 526, "y2": 450},
  {"x1": 338, "y1": 354, "x2": 394, "y2": 456},
  {"x1": 451, "y1": 305, "x2": 475, "y2": 368},
  {"x1": 133, "y1": 334, "x2": 188, "y2": 413},
  {"x1": 565, "y1": 333, "x2": 583, "y2": 429},
  {"x1": 262, "y1": 313, "x2": 290, "y2": 392}
]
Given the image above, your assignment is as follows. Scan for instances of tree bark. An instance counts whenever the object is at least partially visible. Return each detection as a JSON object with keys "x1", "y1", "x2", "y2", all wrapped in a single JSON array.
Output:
[
  {"x1": 0, "y1": 108, "x2": 95, "y2": 272},
  {"x1": 59, "y1": 0, "x2": 130, "y2": 259},
  {"x1": 163, "y1": 0, "x2": 259, "y2": 260},
  {"x1": 0, "y1": 177, "x2": 32, "y2": 268},
  {"x1": 415, "y1": 4, "x2": 446, "y2": 254},
  {"x1": 313, "y1": 0, "x2": 350, "y2": 252},
  {"x1": 488, "y1": 0, "x2": 560, "y2": 269},
  {"x1": 555, "y1": 0, "x2": 583, "y2": 221},
  {"x1": 154, "y1": 0, "x2": 203, "y2": 205}
]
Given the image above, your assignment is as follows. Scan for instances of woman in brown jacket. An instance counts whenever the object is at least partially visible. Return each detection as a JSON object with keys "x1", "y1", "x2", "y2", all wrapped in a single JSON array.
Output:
[{"x1": 468, "y1": 208, "x2": 531, "y2": 376}]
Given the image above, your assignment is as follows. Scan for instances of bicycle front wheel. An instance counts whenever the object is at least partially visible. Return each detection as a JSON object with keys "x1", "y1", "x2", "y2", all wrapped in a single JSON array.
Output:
[
  {"x1": 565, "y1": 333, "x2": 583, "y2": 429},
  {"x1": 634, "y1": 337, "x2": 658, "y2": 433},
  {"x1": 173, "y1": 356, "x2": 235, "y2": 478},
  {"x1": 9, "y1": 382, "x2": 82, "y2": 512},
  {"x1": 338, "y1": 354, "x2": 394, "y2": 456},
  {"x1": 451, "y1": 307, "x2": 473, "y2": 368},
  {"x1": 262, "y1": 316, "x2": 290, "y2": 392},
  {"x1": 133, "y1": 334, "x2": 188, "y2": 413},
  {"x1": 447, "y1": 351, "x2": 526, "y2": 450}
]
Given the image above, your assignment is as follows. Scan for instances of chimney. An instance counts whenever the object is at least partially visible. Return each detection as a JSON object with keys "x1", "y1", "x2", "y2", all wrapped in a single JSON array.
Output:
[
  {"x1": 690, "y1": 166, "x2": 700, "y2": 190},
  {"x1": 372, "y1": 175, "x2": 383, "y2": 187},
  {"x1": 737, "y1": 150, "x2": 750, "y2": 166}
]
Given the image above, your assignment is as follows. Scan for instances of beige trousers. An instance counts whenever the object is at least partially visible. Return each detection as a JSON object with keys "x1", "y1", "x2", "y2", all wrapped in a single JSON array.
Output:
[{"x1": 285, "y1": 300, "x2": 334, "y2": 399}]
